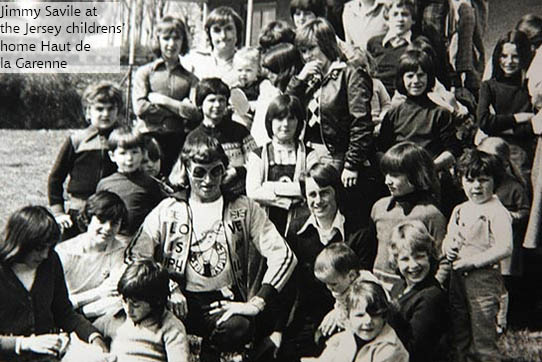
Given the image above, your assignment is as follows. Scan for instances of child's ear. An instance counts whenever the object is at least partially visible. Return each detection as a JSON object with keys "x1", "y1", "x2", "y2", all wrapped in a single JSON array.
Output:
[{"x1": 108, "y1": 150, "x2": 115, "y2": 161}]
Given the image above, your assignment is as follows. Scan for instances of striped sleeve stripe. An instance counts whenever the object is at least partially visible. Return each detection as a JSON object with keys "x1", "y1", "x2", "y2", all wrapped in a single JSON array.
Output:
[{"x1": 269, "y1": 243, "x2": 295, "y2": 288}]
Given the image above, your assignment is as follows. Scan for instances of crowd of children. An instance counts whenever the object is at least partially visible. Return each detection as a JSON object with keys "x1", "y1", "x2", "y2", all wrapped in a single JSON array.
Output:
[{"x1": 1, "y1": 1, "x2": 542, "y2": 361}]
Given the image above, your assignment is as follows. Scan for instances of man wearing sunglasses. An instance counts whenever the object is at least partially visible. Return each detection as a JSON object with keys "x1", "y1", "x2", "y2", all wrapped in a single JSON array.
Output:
[{"x1": 126, "y1": 132, "x2": 297, "y2": 362}]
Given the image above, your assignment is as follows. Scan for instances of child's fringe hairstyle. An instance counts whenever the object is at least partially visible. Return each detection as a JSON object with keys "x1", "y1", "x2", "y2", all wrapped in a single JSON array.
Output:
[
  {"x1": 205, "y1": 6, "x2": 244, "y2": 49},
  {"x1": 0, "y1": 206, "x2": 60, "y2": 265},
  {"x1": 107, "y1": 126, "x2": 145, "y2": 151},
  {"x1": 289, "y1": 0, "x2": 327, "y2": 19},
  {"x1": 380, "y1": 141, "x2": 441, "y2": 200},
  {"x1": 302, "y1": 162, "x2": 348, "y2": 214},
  {"x1": 295, "y1": 18, "x2": 342, "y2": 62},
  {"x1": 78, "y1": 191, "x2": 128, "y2": 232},
  {"x1": 314, "y1": 243, "x2": 360, "y2": 276},
  {"x1": 152, "y1": 15, "x2": 190, "y2": 58},
  {"x1": 455, "y1": 148, "x2": 504, "y2": 189},
  {"x1": 233, "y1": 46, "x2": 261, "y2": 69},
  {"x1": 195, "y1": 77, "x2": 230, "y2": 108},
  {"x1": 261, "y1": 43, "x2": 303, "y2": 92},
  {"x1": 82, "y1": 81, "x2": 123, "y2": 110},
  {"x1": 118, "y1": 259, "x2": 170, "y2": 318},
  {"x1": 383, "y1": 0, "x2": 416, "y2": 21},
  {"x1": 258, "y1": 20, "x2": 296, "y2": 51},
  {"x1": 180, "y1": 132, "x2": 229, "y2": 168},
  {"x1": 347, "y1": 280, "x2": 391, "y2": 320},
  {"x1": 491, "y1": 30, "x2": 532, "y2": 81},
  {"x1": 264, "y1": 94, "x2": 305, "y2": 139},
  {"x1": 143, "y1": 135, "x2": 163, "y2": 162},
  {"x1": 516, "y1": 14, "x2": 542, "y2": 50},
  {"x1": 477, "y1": 137, "x2": 528, "y2": 188},
  {"x1": 388, "y1": 220, "x2": 438, "y2": 276},
  {"x1": 395, "y1": 49, "x2": 436, "y2": 96}
]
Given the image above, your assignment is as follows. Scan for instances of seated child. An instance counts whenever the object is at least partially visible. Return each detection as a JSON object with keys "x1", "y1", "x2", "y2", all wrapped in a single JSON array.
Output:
[
  {"x1": 48, "y1": 81, "x2": 123, "y2": 240},
  {"x1": 367, "y1": 0, "x2": 421, "y2": 95},
  {"x1": 169, "y1": 77, "x2": 258, "y2": 195},
  {"x1": 314, "y1": 243, "x2": 383, "y2": 340},
  {"x1": 94, "y1": 259, "x2": 189, "y2": 362},
  {"x1": 56, "y1": 191, "x2": 128, "y2": 319},
  {"x1": 231, "y1": 46, "x2": 279, "y2": 132},
  {"x1": 442, "y1": 149, "x2": 512, "y2": 361},
  {"x1": 97, "y1": 126, "x2": 164, "y2": 236},
  {"x1": 303, "y1": 280, "x2": 408, "y2": 362},
  {"x1": 388, "y1": 220, "x2": 448, "y2": 362}
]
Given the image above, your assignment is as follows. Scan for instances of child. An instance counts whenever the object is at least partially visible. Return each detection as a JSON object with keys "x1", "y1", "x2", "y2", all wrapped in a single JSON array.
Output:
[
  {"x1": 478, "y1": 137, "x2": 530, "y2": 328},
  {"x1": 367, "y1": 0, "x2": 420, "y2": 95},
  {"x1": 0, "y1": 206, "x2": 108, "y2": 360},
  {"x1": 97, "y1": 126, "x2": 164, "y2": 236},
  {"x1": 303, "y1": 280, "x2": 408, "y2": 362},
  {"x1": 230, "y1": 46, "x2": 279, "y2": 131},
  {"x1": 94, "y1": 259, "x2": 189, "y2": 362},
  {"x1": 170, "y1": 77, "x2": 257, "y2": 195},
  {"x1": 442, "y1": 148, "x2": 512, "y2": 361},
  {"x1": 314, "y1": 243, "x2": 382, "y2": 339},
  {"x1": 371, "y1": 142, "x2": 447, "y2": 290},
  {"x1": 56, "y1": 191, "x2": 128, "y2": 319},
  {"x1": 141, "y1": 135, "x2": 162, "y2": 178},
  {"x1": 48, "y1": 81, "x2": 122, "y2": 240},
  {"x1": 246, "y1": 94, "x2": 311, "y2": 235},
  {"x1": 477, "y1": 30, "x2": 535, "y2": 181},
  {"x1": 132, "y1": 15, "x2": 200, "y2": 176},
  {"x1": 258, "y1": 20, "x2": 296, "y2": 52},
  {"x1": 387, "y1": 220, "x2": 448, "y2": 362}
]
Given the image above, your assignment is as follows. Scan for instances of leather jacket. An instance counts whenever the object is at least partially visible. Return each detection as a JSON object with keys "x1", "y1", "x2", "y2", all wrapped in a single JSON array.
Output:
[{"x1": 287, "y1": 61, "x2": 375, "y2": 171}]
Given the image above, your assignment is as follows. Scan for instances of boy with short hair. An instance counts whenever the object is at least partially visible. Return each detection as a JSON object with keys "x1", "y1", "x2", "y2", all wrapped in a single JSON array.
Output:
[
  {"x1": 97, "y1": 126, "x2": 164, "y2": 236},
  {"x1": 170, "y1": 77, "x2": 257, "y2": 195},
  {"x1": 314, "y1": 243, "x2": 382, "y2": 339},
  {"x1": 48, "y1": 81, "x2": 123, "y2": 239},
  {"x1": 367, "y1": 0, "x2": 419, "y2": 95},
  {"x1": 94, "y1": 259, "x2": 189, "y2": 362}
]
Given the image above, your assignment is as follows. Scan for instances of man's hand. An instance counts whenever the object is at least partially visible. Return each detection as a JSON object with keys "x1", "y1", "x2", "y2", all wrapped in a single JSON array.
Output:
[
  {"x1": 55, "y1": 213, "x2": 73, "y2": 231},
  {"x1": 209, "y1": 300, "x2": 259, "y2": 326},
  {"x1": 341, "y1": 169, "x2": 358, "y2": 188},
  {"x1": 168, "y1": 289, "x2": 188, "y2": 320},
  {"x1": 20, "y1": 334, "x2": 66, "y2": 356}
]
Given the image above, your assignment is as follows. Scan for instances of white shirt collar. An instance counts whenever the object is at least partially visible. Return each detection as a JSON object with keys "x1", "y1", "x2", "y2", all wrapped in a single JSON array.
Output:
[
  {"x1": 382, "y1": 30, "x2": 412, "y2": 47},
  {"x1": 297, "y1": 210, "x2": 346, "y2": 245}
]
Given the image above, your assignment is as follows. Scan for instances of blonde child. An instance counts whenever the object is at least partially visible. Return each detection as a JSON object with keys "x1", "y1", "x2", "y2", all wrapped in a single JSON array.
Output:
[
  {"x1": 94, "y1": 260, "x2": 189, "y2": 362},
  {"x1": 443, "y1": 148, "x2": 512, "y2": 361},
  {"x1": 388, "y1": 220, "x2": 448, "y2": 362},
  {"x1": 303, "y1": 280, "x2": 408, "y2": 362}
]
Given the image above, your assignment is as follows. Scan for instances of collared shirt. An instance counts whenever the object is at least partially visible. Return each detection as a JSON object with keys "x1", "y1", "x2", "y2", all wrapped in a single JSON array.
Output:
[
  {"x1": 382, "y1": 30, "x2": 412, "y2": 48},
  {"x1": 298, "y1": 210, "x2": 346, "y2": 246},
  {"x1": 342, "y1": 0, "x2": 388, "y2": 50}
]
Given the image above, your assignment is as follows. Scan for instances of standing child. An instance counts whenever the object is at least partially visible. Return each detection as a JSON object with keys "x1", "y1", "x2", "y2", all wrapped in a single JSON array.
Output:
[
  {"x1": 56, "y1": 191, "x2": 128, "y2": 319},
  {"x1": 94, "y1": 259, "x2": 189, "y2": 362},
  {"x1": 477, "y1": 137, "x2": 530, "y2": 328},
  {"x1": 442, "y1": 149, "x2": 512, "y2": 362},
  {"x1": 246, "y1": 94, "x2": 311, "y2": 235},
  {"x1": 378, "y1": 49, "x2": 461, "y2": 172},
  {"x1": 371, "y1": 142, "x2": 447, "y2": 290},
  {"x1": 387, "y1": 220, "x2": 448, "y2": 362},
  {"x1": 132, "y1": 15, "x2": 200, "y2": 176},
  {"x1": 48, "y1": 81, "x2": 123, "y2": 240},
  {"x1": 303, "y1": 280, "x2": 408, "y2": 362},
  {"x1": 170, "y1": 77, "x2": 257, "y2": 195},
  {"x1": 477, "y1": 30, "x2": 535, "y2": 182},
  {"x1": 97, "y1": 126, "x2": 164, "y2": 236}
]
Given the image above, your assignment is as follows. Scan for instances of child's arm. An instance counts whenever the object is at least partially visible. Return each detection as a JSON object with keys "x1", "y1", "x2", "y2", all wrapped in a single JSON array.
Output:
[
  {"x1": 453, "y1": 207, "x2": 513, "y2": 271},
  {"x1": 163, "y1": 316, "x2": 190, "y2": 362}
]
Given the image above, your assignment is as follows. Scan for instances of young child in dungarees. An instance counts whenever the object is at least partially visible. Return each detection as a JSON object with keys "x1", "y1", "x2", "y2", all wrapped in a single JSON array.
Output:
[
  {"x1": 96, "y1": 126, "x2": 164, "y2": 236},
  {"x1": 303, "y1": 280, "x2": 408, "y2": 362},
  {"x1": 314, "y1": 243, "x2": 382, "y2": 341},
  {"x1": 48, "y1": 81, "x2": 123, "y2": 240},
  {"x1": 94, "y1": 260, "x2": 189, "y2": 362},
  {"x1": 443, "y1": 149, "x2": 512, "y2": 362}
]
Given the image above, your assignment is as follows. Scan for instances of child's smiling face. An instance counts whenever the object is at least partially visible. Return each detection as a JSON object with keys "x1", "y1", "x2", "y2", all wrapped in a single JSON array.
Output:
[
  {"x1": 397, "y1": 247, "x2": 431, "y2": 287},
  {"x1": 235, "y1": 59, "x2": 259, "y2": 88},
  {"x1": 349, "y1": 299, "x2": 386, "y2": 342},
  {"x1": 462, "y1": 174, "x2": 495, "y2": 204},
  {"x1": 402, "y1": 66, "x2": 428, "y2": 97},
  {"x1": 499, "y1": 42, "x2": 520, "y2": 77},
  {"x1": 201, "y1": 93, "x2": 228, "y2": 124},
  {"x1": 158, "y1": 31, "x2": 183, "y2": 60},
  {"x1": 271, "y1": 115, "x2": 298, "y2": 143}
]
